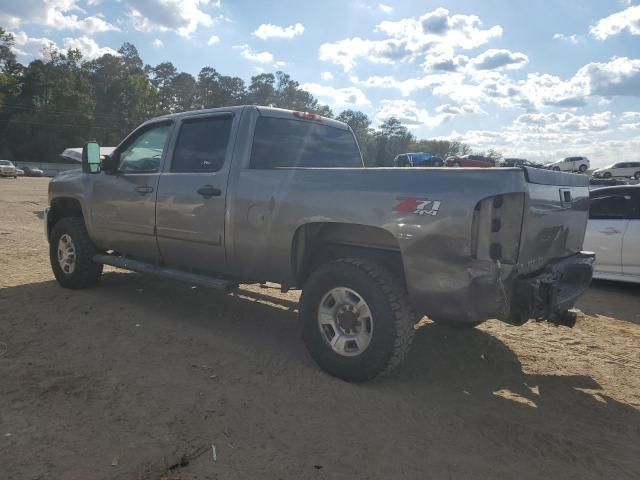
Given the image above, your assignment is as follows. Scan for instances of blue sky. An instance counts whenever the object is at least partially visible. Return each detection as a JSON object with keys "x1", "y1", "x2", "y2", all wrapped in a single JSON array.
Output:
[{"x1": 2, "y1": 0, "x2": 640, "y2": 167}]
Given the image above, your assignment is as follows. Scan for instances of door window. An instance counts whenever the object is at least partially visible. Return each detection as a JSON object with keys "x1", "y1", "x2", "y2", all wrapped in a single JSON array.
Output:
[
  {"x1": 171, "y1": 116, "x2": 233, "y2": 172},
  {"x1": 590, "y1": 193, "x2": 633, "y2": 220},
  {"x1": 119, "y1": 124, "x2": 171, "y2": 173}
]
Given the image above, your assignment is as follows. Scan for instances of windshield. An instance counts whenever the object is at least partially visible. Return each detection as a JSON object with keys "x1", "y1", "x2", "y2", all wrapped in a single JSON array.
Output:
[
  {"x1": 0, "y1": 160, "x2": 12, "y2": 166},
  {"x1": 409, "y1": 153, "x2": 432, "y2": 162}
]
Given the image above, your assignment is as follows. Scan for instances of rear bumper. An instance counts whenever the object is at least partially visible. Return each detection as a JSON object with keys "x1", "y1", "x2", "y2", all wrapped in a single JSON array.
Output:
[{"x1": 508, "y1": 251, "x2": 594, "y2": 325}]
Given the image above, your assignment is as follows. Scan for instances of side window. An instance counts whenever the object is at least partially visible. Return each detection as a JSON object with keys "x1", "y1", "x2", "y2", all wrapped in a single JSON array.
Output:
[
  {"x1": 589, "y1": 193, "x2": 633, "y2": 220},
  {"x1": 250, "y1": 117, "x2": 363, "y2": 169},
  {"x1": 119, "y1": 124, "x2": 171, "y2": 173},
  {"x1": 171, "y1": 116, "x2": 233, "y2": 172}
]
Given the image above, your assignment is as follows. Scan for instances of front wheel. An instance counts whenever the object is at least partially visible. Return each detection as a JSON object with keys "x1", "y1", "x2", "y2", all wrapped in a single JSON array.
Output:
[
  {"x1": 634, "y1": 171, "x2": 640, "y2": 180},
  {"x1": 552, "y1": 166, "x2": 561, "y2": 171},
  {"x1": 300, "y1": 258, "x2": 417, "y2": 382},
  {"x1": 452, "y1": 161, "x2": 461, "y2": 167},
  {"x1": 50, "y1": 217, "x2": 103, "y2": 289},
  {"x1": 578, "y1": 164, "x2": 587, "y2": 173},
  {"x1": 603, "y1": 171, "x2": 612, "y2": 178}
]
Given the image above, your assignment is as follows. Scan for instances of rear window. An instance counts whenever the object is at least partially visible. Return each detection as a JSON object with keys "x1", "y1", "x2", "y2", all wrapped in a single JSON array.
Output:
[{"x1": 250, "y1": 117, "x2": 363, "y2": 169}]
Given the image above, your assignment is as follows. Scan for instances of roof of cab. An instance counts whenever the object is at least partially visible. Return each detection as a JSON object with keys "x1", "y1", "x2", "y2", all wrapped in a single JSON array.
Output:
[{"x1": 143, "y1": 105, "x2": 349, "y2": 131}]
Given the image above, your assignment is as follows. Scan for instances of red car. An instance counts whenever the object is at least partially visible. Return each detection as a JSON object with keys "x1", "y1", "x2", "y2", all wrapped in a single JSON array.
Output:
[{"x1": 446, "y1": 155, "x2": 495, "y2": 168}]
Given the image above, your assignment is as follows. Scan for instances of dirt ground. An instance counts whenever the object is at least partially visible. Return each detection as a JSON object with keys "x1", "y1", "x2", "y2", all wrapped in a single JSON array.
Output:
[{"x1": 1, "y1": 177, "x2": 639, "y2": 480}]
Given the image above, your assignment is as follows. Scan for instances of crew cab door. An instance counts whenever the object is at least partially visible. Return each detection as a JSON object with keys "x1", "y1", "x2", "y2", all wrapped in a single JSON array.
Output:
[
  {"x1": 90, "y1": 121, "x2": 173, "y2": 261},
  {"x1": 584, "y1": 189, "x2": 634, "y2": 275},
  {"x1": 155, "y1": 112, "x2": 236, "y2": 274},
  {"x1": 622, "y1": 190, "x2": 640, "y2": 277}
]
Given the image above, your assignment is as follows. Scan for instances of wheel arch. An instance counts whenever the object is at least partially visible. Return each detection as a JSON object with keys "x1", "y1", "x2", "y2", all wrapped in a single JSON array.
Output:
[
  {"x1": 291, "y1": 222, "x2": 407, "y2": 290},
  {"x1": 47, "y1": 197, "x2": 85, "y2": 240}
]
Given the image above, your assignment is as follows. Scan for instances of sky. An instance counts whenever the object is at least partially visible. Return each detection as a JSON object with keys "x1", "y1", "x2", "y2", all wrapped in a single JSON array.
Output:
[{"x1": 1, "y1": 0, "x2": 640, "y2": 167}]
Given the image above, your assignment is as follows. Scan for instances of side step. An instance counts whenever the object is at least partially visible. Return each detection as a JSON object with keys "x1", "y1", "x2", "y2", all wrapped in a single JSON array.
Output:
[{"x1": 93, "y1": 254, "x2": 238, "y2": 293}]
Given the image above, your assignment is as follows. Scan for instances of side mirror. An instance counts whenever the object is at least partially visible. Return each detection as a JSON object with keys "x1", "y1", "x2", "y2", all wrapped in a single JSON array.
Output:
[{"x1": 82, "y1": 141, "x2": 101, "y2": 174}]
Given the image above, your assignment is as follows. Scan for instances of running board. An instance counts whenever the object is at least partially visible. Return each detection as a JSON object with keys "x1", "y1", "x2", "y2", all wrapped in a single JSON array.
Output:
[{"x1": 93, "y1": 254, "x2": 238, "y2": 293}]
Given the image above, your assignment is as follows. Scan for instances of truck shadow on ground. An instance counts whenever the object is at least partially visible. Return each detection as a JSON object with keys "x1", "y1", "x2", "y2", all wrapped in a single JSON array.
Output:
[{"x1": 2, "y1": 271, "x2": 639, "y2": 479}]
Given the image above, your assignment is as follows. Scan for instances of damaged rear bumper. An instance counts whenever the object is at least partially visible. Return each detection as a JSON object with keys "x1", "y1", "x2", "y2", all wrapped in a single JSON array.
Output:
[{"x1": 508, "y1": 251, "x2": 595, "y2": 326}]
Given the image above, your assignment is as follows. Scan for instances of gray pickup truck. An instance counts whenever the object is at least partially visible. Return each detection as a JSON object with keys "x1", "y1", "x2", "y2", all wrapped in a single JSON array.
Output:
[{"x1": 45, "y1": 106, "x2": 594, "y2": 381}]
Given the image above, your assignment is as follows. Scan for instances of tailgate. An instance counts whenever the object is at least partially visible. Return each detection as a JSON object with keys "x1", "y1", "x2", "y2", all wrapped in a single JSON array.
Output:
[{"x1": 517, "y1": 167, "x2": 590, "y2": 273}]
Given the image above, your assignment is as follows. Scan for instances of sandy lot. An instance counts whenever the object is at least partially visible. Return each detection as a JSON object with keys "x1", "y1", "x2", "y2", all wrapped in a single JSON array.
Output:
[{"x1": 1, "y1": 177, "x2": 639, "y2": 479}]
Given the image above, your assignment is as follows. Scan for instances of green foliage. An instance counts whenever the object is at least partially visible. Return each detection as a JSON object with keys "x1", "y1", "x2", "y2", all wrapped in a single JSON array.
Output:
[{"x1": 0, "y1": 29, "x2": 491, "y2": 164}]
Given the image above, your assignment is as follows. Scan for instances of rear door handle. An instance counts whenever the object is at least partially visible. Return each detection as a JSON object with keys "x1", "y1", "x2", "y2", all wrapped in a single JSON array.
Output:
[
  {"x1": 135, "y1": 185, "x2": 154, "y2": 195},
  {"x1": 600, "y1": 227, "x2": 621, "y2": 235},
  {"x1": 197, "y1": 185, "x2": 222, "y2": 198}
]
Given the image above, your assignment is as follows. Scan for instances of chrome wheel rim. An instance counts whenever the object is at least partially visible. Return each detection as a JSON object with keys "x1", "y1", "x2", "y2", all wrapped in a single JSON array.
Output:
[
  {"x1": 317, "y1": 287, "x2": 373, "y2": 357},
  {"x1": 57, "y1": 234, "x2": 77, "y2": 274}
]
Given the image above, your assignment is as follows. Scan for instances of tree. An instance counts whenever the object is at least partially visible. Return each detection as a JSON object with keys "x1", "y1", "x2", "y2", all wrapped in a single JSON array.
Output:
[{"x1": 372, "y1": 117, "x2": 415, "y2": 167}]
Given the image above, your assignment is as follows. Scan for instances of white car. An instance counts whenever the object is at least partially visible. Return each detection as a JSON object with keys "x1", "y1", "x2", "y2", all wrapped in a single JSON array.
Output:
[
  {"x1": 0, "y1": 159, "x2": 18, "y2": 178},
  {"x1": 545, "y1": 156, "x2": 590, "y2": 173},
  {"x1": 592, "y1": 161, "x2": 640, "y2": 180},
  {"x1": 584, "y1": 185, "x2": 640, "y2": 283}
]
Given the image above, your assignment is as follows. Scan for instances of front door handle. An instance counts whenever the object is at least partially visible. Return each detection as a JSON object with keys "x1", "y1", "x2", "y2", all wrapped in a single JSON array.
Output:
[
  {"x1": 600, "y1": 227, "x2": 621, "y2": 235},
  {"x1": 135, "y1": 185, "x2": 154, "y2": 195},
  {"x1": 197, "y1": 185, "x2": 222, "y2": 198}
]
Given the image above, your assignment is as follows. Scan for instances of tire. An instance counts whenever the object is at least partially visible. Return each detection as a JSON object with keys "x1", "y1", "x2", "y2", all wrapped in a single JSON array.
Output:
[
  {"x1": 49, "y1": 217, "x2": 103, "y2": 289},
  {"x1": 634, "y1": 172, "x2": 640, "y2": 180},
  {"x1": 603, "y1": 171, "x2": 612, "y2": 178},
  {"x1": 578, "y1": 164, "x2": 587, "y2": 173},
  {"x1": 300, "y1": 258, "x2": 417, "y2": 382},
  {"x1": 552, "y1": 166, "x2": 560, "y2": 171},
  {"x1": 452, "y1": 161, "x2": 461, "y2": 167},
  {"x1": 433, "y1": 160, "x2": 443, "y2": 167}
]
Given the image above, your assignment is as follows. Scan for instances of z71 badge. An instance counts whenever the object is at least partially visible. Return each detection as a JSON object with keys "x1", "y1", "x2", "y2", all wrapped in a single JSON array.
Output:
[{"x1": 393, "y1": 197, "x2": 441, "y2": 216}]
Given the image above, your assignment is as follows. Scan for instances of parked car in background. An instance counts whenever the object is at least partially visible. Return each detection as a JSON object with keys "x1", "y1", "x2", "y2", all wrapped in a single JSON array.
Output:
[
  {"x1": 545, "y1": 156, "x2": 590, "y2": 173},
  {"x1": 500, "y1": 158, "x2": 545, "y2": 168},
  {"x1": 446, "y1": 154, "x2": 495, "y2": 168},
  {"x1": 590, "y1": 178, "x2": 628, "y2": 188},
  {"x1": 22, "y1": 166, "x2": 45, "y2": 177},
  {"x1": 592, "y1": 162, "x2": 640, "y2": 180},
  {"x1": 0, "y1": 160, "x2": 18, "y2": 178},
  {"x1": 584, "y1": 185, "x2": 640, "y2": 283},
  {"x1": 393, "y1": 152, "x2": 444, "y2": 167},
  {"x1": 15, "y1": 167, "x2": 24, "y2": 176}
]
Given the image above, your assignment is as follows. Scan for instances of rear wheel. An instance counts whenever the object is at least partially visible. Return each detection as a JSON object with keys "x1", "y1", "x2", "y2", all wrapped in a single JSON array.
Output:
[
  {"x1": 300, "y1": 258, "x2": 417, "y2": 382},
  {"x1": 634, "y1": 171, "x2": 640, "y2": 180},
  {"x1": 433, "y1": 159, "x2": 444, "y2": 167},
  {"x1": 452, "y1": 161, "x2": 461, "y2": 167},
  {"x1": 50, "y1": 217, "x2": 103, "y2": 289},
  {"x1": 578, "y1": 164, "x2": 587, "y2": 173}
]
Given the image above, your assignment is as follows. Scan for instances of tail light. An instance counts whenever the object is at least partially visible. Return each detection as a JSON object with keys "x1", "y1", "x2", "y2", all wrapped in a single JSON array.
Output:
[{"x1": 471, "y1": 193, "x2": 524, "y2": 264}]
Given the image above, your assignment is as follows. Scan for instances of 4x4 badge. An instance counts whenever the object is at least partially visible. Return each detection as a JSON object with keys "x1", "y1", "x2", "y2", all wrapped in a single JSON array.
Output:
[{"x1": 393, "y1": 197, "x2": 441, "y2": 216}]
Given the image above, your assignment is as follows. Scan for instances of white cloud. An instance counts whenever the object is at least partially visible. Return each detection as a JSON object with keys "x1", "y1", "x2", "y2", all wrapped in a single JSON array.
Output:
[
  {"x1": 9, "y1": 31, "x2": 57, "y2": 61},
  {"x1": 574, "y1": 56, "x2": 640, "y2": 97},
  {"x1": 422, "y1": 53, "x2": 469, "y2": 72},
  {"x1": 591, "y1": 5, "x2": 640, "y2": 39},
  {"x1": 321, "y1": 71, "x2": 334, "y2": 81},
  {"x1": 471, "y1": 48, "x2": 528, "y2": 70},
  {"x1": 252, "y1": 22, "x2": 304, "y2": 40},
  {"x1": 62, "y1": 36, "x2": 119, "y2": 59},
  {"x1": 152, "y1": 38, "x2": 164, "y2": 48},
  {"x1": 0, "y1": 0, "x2": 119, "y2": 32},
  {"x1": 234, "y1": 44, "x2": 275, "y2": 64},
  {"x1": 10, "y1": 31, "x2": 117, "y2": 61},
  {"x1": 127, "y1": 0, "x2": 219, "y2": 37},
  {"x1": 435, "y1": 103, "x2": 485, "y2": 115},
  {"x1": 319, "y1": 7, "x2": 502, "y2": 71},
  {"x1": 621, "y1": 111, "x2": 640, "y2": 122},
  {"x1": 378, "y1": 3, "x2": 393, "y2": 14},
  {"x1": 207, "y1": 35, "x2": 220, "y2": 45},
  {"x1": 299, "y1": 83, "x2": 370, "y2": 107},
  {"x1": 553, "y1": 33, "x2": 580, "y2": 44},
  {"x1": 375, "y1": 99, "x2": 449, "y2": 128}
]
